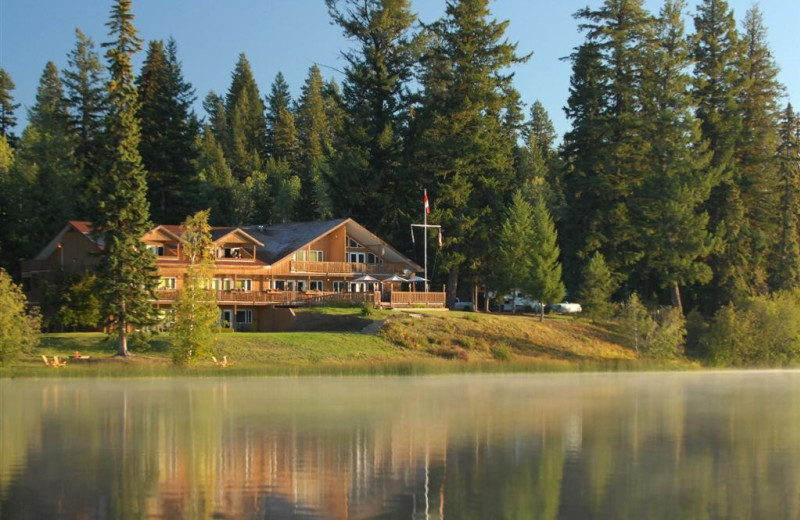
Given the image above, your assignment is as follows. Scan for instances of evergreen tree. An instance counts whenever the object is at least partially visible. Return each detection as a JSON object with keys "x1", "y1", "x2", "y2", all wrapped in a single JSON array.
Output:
[
  {"x1": 524, "y1": 100, "x2": 557, "y2": 159},
  {"x1": 412, "y1": 0, "x2": 528, "y2": 306},
  {"x1": 0, "y1": 69, "x2": 20, "y2": 147},
  {"x1": 691, "y1": 0, "x2": 748, "y2": 307},
  {"x1": 195, "y1": 125, "x2": 235, "y2": 225},
  {"x1": 265, "y1": 72, "x2": 294, "y2": 160},
  {"x1": 562, "y1": 0, "x2": 654, "y2": 292},
  {"x1": 635, "y1": 0, "x2": 714, "y2": 312},
  {"x1": 203, "y1": 90, "x2": 227, "y2": 146},
  {"x1": 528, "y1": 196, "x2": 565, "y2": 321},
  {"x1": 97, "y1": 0, "x2": 158, "y2": 357},
  {"x1": 496, "y1": 191, "x2": 535, "y2": 313},
  {"x1": 171, "y1": 210, "x2": 218, "y2": 365},
  {"x1": 579, "y1": 251, "x2": 617, "y2": 319},
  {"x1": 224, "y1": 53, "x2": 267, "y2": 180},
  {"x1": 63, "y1": 28, "x2": 107, "y2": 213},
  {"x1": 137, "y1": 38, "x2": 199, "y2": 223},
  {"x1": 295, "y1": 65, "x2": 334, "y2": 220},
  {"x1": 13, "y1": 62, "x2": 79, "y2": 257},
  {"x1": 326, "y1": 0, "x2": 419, "y2": 238},
  {"x1": 771, "y1": 104, "x2": 800, "y2": 291},
  {"x1": 737, "y1": 5, "x2": 784, "y2": 291}
]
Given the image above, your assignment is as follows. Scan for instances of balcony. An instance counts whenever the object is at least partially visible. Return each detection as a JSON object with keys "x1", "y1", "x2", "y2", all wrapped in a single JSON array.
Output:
[{"x1": 290, "y1": 260, "x2": 409, "y2": 276}]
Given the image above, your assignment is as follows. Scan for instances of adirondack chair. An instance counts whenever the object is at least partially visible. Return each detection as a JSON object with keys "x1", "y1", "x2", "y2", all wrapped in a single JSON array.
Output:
[
  {"x1": 222, "y1": 356, "x2": 233, "y2": 367},
  {"x1": 212, "y1": 356, "x2": 221, "y2": 366},
  {"x1": 51, "y1": 356, "x2": 67, "y2": 368},
  {"x1": 41, "y1": 355, "x2": 51, "y2": 367}
]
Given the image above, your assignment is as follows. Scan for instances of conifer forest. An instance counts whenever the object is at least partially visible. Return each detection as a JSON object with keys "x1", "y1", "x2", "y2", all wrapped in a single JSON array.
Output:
[{"x1": 1, "y1": 0, "x2": 799, "y2": 362}]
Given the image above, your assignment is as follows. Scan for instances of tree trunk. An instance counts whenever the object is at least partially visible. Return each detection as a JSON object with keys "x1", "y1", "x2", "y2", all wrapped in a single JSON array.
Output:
[
  {"x1": 539, "y1": 304, "x2": 545, "y2": 322},
  {"x1": 670, "y1": 281, "x2": 683, "y2": 314},
  {"x1": 472, "y1": 284, "x2": 479, "y2": 312},
  {"x1": 446, "y1": 267, "x2": 459, "y2": 309},
  {"x1": 118, "y1": 301, "x2": 129, "y2": 357}
]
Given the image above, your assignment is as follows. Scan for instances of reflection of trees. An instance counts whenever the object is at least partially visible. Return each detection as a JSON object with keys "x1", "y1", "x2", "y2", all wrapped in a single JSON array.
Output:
[{"x1": 1, "y1": 375, "x2": 800, "y2": 519}]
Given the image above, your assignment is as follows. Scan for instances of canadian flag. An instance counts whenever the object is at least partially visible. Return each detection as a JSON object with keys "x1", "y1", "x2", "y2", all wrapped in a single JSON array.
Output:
[{"x1": 424, "y1": 189, "x2": 430, "y2": 214}]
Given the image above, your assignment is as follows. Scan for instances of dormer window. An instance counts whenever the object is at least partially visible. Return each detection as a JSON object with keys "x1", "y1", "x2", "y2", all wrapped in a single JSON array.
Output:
[
  {"x1": 348, "y1": 238, "x2": 363, "y2": 248},
  {"x1": 148, "y1": 245, "x2": 165, "y2": 256},
  {"x1": 221, "y1": 247, "x2": 241, "y2": 259}
]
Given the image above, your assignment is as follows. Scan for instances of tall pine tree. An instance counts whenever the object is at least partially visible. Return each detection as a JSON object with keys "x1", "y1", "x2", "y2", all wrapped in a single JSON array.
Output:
[
  {"x1": 224, "y1": 54, "x2": 267, "y2": 180},
  {"x1": 137, "y1": 38, "x2": 199, "y2": 223},
  {"x1": 771, "y1": 104, "x2": 800, "y2": 291},
  {"x1": 0, "y1": 69, "x2": 20, "y2": 147},
  {"x1": 97, "y1": 0, "x2": 158, "y2": 357},
  {"x1": 63, "y1": 28, "x2": 107, "y2": 215},
  {"x1": 326, "y1": 0, "x2": 419, "y2": 238},
  {"x1": 412, "y1": 0, "x2": 528, "y2": 305}
]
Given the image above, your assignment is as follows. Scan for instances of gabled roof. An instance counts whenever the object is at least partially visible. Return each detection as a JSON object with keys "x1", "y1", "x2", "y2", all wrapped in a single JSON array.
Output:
[
  {"x1": 241, "y1": 219, "x2": 347, "y2": 265},
  {"x1": 33, "y1": 221, "x2": 101, "y2": 260},
  {"x1": 211, "y1": 227, "x2": 264, "y2": 247}
]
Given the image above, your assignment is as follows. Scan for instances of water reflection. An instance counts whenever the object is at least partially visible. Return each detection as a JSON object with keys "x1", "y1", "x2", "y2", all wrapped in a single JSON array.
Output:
[{"x1": 1, "y1": 373, "x2": 799, "y2": 519}]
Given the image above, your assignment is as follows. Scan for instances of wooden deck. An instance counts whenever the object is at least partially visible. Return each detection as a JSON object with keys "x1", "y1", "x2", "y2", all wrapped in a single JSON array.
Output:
[{"x1": 152, "y1": 289, "x2": 447, "y2": 308}]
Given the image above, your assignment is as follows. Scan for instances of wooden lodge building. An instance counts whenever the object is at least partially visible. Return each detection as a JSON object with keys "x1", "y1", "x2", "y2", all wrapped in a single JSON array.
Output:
[{"x1": 21, "y1": 218, "x2": 446, "y2": 331}]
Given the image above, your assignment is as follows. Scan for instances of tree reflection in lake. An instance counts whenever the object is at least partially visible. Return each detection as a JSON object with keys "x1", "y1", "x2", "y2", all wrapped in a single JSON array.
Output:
[{"x1": 1, "y1": 373, "x2": 799, "y2": 519}]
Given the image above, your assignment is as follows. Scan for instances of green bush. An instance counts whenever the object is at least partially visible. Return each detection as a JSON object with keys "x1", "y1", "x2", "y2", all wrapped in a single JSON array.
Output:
[
  {"x1": 360, "y1": 302, "x2": 374, "y2": 317},
  {"x1": 619, "y1": 293, "x2": 685, "y2": 360},
  {"x1": 705, "y1": 291, "x2": 800, "y2": 366},
  {"x1": 491, "y1": 343, "x2": 512, "y2": 361}
]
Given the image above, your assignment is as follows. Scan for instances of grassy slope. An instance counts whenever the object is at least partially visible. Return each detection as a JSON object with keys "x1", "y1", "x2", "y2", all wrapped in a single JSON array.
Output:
[{"x1": 3, "y1": 308, "x2": 690, "y2": 377}]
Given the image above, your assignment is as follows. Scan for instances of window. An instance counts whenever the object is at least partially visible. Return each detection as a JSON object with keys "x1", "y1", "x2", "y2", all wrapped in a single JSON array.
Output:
[
  {"x1": 367, "y1": 253, "x2": 382, "y2": 265},
  {"x1": 297, "y1": 280, "x2": 307, "y2": 292},
  {"x1": 221, "y1": 278, "x2": 234, "y2": 291},
  {"x1": 348, "y1": 252, "x2": 366, "y2": 263},
  {"x1": 348, "y1": 238, "x2": 363, "y2": 248},
  {"x1": 295, "y1": 250, "x2": 306, "y2": 261},
  {"x1": 220, "y1": 247, "x2": 241, "y2": 259},
  {"x1": 235, "y1": 310, "x2": 252, "y2": 324},
  {"x1": 274, "y1": 280, "x2": 286, "y2": 291},
  {"x1": 235, "y1": 279, "x2": 252, "y2": 291},
  {"x1": 287, "y1": 280, "x2": 297, "y2": 291},
  {"x1": 158, "y1": 277, "x2": 177, "y2": 290},
  {"x1": 148, "y1": 245, "x2": 165, "y2": 256},
  {"x1": 309, "y1": 250, "x2": 323, "y2": 262},
  {"x1": 309, "y1": 280, "x2": 323, "y2": 291},
  {"x1": 333, "y1": 281, "x2": 345, "y2": 292}
]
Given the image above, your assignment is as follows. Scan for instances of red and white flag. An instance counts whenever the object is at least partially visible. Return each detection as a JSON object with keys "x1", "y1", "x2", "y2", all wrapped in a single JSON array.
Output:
[{"x1": 424, "y1": 189, "x2": 430, "y2": 214}]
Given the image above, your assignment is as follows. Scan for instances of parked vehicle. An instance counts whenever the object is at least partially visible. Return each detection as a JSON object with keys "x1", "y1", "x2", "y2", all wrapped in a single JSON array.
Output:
[
  {"x1": 492, "y1": 291, "x2": 540, "y2": 313},
  {"x1": 453, "y1": 298, "x2": 474, "y2": 311},
  {"x1": 551, "y1": 302, "x2": 582, "y2": 314}
]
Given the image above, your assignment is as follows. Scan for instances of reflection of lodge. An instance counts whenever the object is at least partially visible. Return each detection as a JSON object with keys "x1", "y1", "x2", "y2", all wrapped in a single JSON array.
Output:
[{"x1": 21, "y1": 218, "x2": 446, "y2": 331}]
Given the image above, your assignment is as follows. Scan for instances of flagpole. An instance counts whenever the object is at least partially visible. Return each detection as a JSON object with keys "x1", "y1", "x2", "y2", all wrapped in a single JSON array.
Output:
[{"x1": 424, "y1": 189, "x2": 428, "y2": 292}]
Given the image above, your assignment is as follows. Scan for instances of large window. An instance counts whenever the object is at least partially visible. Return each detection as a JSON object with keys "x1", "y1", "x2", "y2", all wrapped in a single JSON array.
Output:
[
  {"x1": 309, "y1": 250, "x2": 323, "y2": 262},
  {"x1": 333, "y1": 281, "x2": 345, "y2": 292},
  {"x1": 367, "y1": 253, "x2": 382, "y2": 265},
  {"x1": 220, "y1": 247, "x2": 242, "y2": 259},
  {"x1": 274, "y1": 280, "x2": 285, "y2": 291},
  {"x1": 236, "y1": 310, "x2": 252, "y2": 324},
  {"x1": 295, "y1": 250, "x2": 306, "y2": 261},
  {"x1": 148, "y1": 245, "x2": 165, "y2": 256},
  {"x1": 235, "y1": 279, "x2": 252, "y2": 291},
  {"x1": 348, "y1": 252, "x2": 366, "y2": 263},
  {"x1": 309, "y1": 280, "x2": 323, "y2": 291}
]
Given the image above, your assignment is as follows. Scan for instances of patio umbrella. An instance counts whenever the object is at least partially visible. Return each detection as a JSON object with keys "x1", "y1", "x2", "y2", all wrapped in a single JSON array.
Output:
[
  {"x1": 406, "y1": 275, "x2": 428, "y2": 283},
  {"x1": 382, "y1": 275, "x2": 408, "y2": 283},
  {"x1": 351, "y1": 274, "x2": 380, "y2": 283}
]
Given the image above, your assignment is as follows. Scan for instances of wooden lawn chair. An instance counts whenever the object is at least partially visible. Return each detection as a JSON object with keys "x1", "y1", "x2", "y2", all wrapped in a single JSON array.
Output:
[
  {"x1": 222, "y1": 356, "x2": 233, "y2": 367},
  {"x1": 41, "y1": 355, "x2": 51, "y2": 367},
  {"x1": 212, "y1": 356, "x2": 221, "y2": 366},
  {"x1": 52, "y1": 356, "x2": 67, "y2": 368}
]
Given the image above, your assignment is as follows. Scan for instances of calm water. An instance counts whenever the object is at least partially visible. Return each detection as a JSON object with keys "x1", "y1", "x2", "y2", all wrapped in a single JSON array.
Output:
[{"x1": 1, "y1": 373, "x2": 800, "y2": 519}]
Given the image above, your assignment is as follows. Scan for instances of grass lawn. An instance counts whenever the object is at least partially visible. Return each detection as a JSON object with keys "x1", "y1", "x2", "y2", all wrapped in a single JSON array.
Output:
[{"x1": 2, "y1": 307, "x2": 694, "y2": 377}]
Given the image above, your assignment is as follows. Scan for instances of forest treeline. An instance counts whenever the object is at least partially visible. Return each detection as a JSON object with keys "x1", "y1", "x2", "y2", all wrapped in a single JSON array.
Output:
[{"x1": 0, "y1": 0, "x2": 799, "y2": 328}]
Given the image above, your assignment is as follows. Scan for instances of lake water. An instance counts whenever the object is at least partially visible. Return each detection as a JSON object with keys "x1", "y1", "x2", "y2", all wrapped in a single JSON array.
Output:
[{"x1": 1, "y1": 372, "x2": 799, "y2": 519}]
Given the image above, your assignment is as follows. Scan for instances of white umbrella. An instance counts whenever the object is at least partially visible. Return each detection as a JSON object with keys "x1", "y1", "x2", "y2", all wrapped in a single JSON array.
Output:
[
  {"x1": 382, "y1": 274, "x2": 408, "y2": 283},
  {"x1": 406, "y1": 275, "x2": 428, "y2": 283},
  {"x1": 351, "y1": 274, "x2": 380, "y2": 283}
]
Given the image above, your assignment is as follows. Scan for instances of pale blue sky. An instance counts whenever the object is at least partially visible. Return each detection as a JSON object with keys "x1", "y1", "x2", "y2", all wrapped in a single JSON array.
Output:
[{"x1": 1, "y1": 0, "x2": 798, "y2": 140}]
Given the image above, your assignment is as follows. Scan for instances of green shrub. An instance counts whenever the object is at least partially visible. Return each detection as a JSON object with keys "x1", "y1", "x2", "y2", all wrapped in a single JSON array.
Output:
[
  {"x1": 360, "y1": 302, "x2": 374, "y2": 317},
  {"x1": 619, "y1": 293, "x2": 685, "y2": 360},
  {"x1": 704, "y1": 291, "x2": 800, "y2": 366},
  {"x1": 458, "y1": 337, "x2": 474, "y2": 349},
  {"x1": 491, "y1": 343, "x2": 512, "y2": 361}
]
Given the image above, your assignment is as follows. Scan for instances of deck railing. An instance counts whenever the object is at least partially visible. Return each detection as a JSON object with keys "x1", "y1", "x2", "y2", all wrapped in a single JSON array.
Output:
[
  {"x1": 152, "y1": 289, "x2": 446, "y2": 308},
  {"x1": 389, "y1": 292, "x2": 446, "y2": 307},
  {"x1": 290, "y1": 260, "x2": 410, "y2": 276}
]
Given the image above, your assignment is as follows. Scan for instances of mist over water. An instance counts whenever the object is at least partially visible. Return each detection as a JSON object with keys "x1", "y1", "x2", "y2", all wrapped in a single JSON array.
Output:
[{"x1": 2, "y1": 372, "x2": 799, "y2": 519}]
